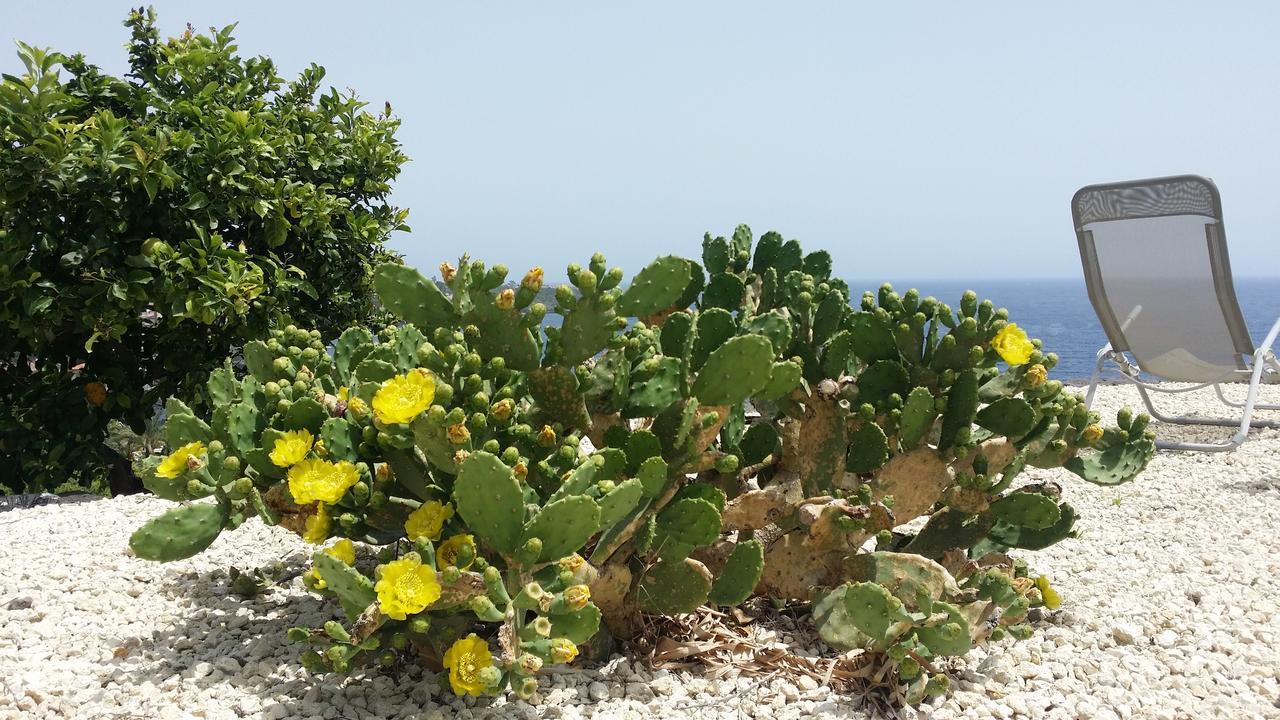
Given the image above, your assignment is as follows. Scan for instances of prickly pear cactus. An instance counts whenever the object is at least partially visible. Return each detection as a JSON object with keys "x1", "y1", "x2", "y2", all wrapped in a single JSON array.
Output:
[{"x1": 129, "y1": 226, "x2": 1153, "y2": 703}]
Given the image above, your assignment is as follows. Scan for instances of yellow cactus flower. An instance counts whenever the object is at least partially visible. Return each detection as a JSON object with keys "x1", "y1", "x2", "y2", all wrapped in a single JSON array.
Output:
[
  {"x1": 549, "y1": 637, "x2": 579, "y2": 664},
  {"x1": 442, "y1": 633, "x2": 495, "y2": 697},
  {"x1": 375, "y1": 554, "x2": 442, "y2": 620},
  {"x1": 404, "y1": 500, "x2": 455, "y2": 542},
  {"x1": 1082, "y1": 424, "x2": 1104, "y2": 444},
  {"x1": 337, "y1": 386, "x2": 350, "y2": 402},
  {"x1": 156, "y1": 441, "x2": 206, "y2": 479},
  {"x1": 85, "y1": 382, "x2": 108, "y2": 407},
  {"x1": 437, "y1": 533, "x2": 477, "y2": 569},
  {"x1": 288, "y1": 458, "x2": 360, "y2": 505},
  {"x1": 1026, "y1": 363, "x2": 1047, "y2": 387},
  {"x1": 372, "y1": 370, "x2": 436, "y2": 425},
  {"x1": 302, "y1": 504, "x2": 331, "y2": 544},
  {"x1": 521, "y1": 266, "x2": 544, "y2": 291},
  {"x1": 991, "y1": 323, "x2": 1034, "y2": 365},
  {"x1": 270, "y1": 429, "x2": 313, "y2": 468},
  {"x1": 326, "y1": 538, "x2": 356, "y2": 565},
  {"x1": 564, "y1": 584, "x2": 591, "y2": 611},
  {"x1": 447, "y1": 423, "x2": 471, "y2": 445},
  {"x1": 496, "y1": 288, "x2": 515, "y2": 311},
  {"x1": 513, "y1": 461, "x2": 528, "y2": 481},
  {"x1": 1035, "y1": 575, "x2": 1062, "y2": 610},
  {"x1": 307, "y1": 538, "x2": 356, "y2": 589}
]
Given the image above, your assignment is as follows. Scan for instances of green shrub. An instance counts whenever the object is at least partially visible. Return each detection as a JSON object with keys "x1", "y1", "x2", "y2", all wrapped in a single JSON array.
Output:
[
  {"x1": 131, "y1": 226, "x2": 1153, "y2": 701},
  {"x1": 0, "y1": 9, "x2": 408, "y2": 493}
]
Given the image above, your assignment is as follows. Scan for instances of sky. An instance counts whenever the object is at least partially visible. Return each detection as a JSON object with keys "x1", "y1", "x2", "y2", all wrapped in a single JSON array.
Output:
[{"x1": 5, "y1": 2, "x2": 1280, "y2": 281}]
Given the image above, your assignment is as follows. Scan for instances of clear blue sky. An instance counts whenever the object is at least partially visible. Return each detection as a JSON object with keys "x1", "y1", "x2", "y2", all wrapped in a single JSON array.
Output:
[{"x1": 6, "y1": 2, "x2": 1279, "y2": 280}]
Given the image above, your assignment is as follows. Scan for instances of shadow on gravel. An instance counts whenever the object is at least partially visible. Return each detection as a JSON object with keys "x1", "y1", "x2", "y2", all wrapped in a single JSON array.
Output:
[{"x1": 114, "y1": 560, "x2": 337, "y2": 717}]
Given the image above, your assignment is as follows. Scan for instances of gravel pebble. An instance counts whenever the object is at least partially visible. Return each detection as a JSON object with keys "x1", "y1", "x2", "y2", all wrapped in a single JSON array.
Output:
[{"x1": 0, "y1": 385, "x2": 1277, "y2": 719}]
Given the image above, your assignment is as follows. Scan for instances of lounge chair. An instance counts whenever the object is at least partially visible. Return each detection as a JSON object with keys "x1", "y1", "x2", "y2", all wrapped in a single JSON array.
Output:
[{"x1": 1071, "y1": 174, "x2": 1280, "y2": 451}]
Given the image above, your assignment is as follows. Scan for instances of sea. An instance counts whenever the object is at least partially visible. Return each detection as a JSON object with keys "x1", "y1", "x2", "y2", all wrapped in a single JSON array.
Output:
[{"x1": 853, "y1": 278, "x2": 1280, "y2": 381}]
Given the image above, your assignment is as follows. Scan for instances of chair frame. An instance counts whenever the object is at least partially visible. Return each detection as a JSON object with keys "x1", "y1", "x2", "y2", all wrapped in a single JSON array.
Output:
[{"x1": 1073, "y1": 175, "x2": 1280, "y2": 452}]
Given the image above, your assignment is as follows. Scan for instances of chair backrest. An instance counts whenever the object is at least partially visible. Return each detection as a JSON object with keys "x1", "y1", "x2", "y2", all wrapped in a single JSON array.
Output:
[{"x1": 1072, "y1": 175, "x2": 1254, "y2": 382}]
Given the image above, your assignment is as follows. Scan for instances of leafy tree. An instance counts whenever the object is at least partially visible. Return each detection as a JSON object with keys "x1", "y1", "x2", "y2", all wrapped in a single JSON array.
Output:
[{"x1": 0, "y1": 8, "x2": 409, "y2": 493}]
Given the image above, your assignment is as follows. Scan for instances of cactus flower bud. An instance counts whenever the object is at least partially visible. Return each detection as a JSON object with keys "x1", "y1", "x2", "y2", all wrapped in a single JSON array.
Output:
[
  {"x1": 1082, "y1": 424, "x2": 1104, "y2": 444},
  {"x1": 324, "y1": 620, "x2": 350, "y2": 642},
  {"x1": 555, "y1": 284, "x2": 575, "y2": 306},
  {"x1": 439, "y1": 261, "x2": 457, "y2": 283},
  {"x1": 601, "y1": 266, "x2": 624, "y2": 291},
  {"x1": 714, "y1": 454, "x2": 740, "y2": 475},
  {"x1": 513, "y1": 461, "x2": 528, "y2": 481},
  {"x1": 537, "y1": 425, "x2": 557, "y2": 447},
  {"x1": 447, "y1": 423, "x2": 471, "y2": 445},
  {"x1": 522, "y1": 266, "x2": 545, "y2": 292},
  {"x1": 1026, "y1": 363, "x2": 1047, "y2": 387},
  {"x1": 493, "y1": 288, "x2": 515, "y2": 310},
  {"x1": 480, "y1": 666, "x2": 506, "y2": 691},
  {"x1": 409, "y1": 617, "x2": 431, "y2": 634}
]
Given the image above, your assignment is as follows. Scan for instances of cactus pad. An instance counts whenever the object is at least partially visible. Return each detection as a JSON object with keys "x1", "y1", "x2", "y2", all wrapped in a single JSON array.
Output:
[
  {"x1": 635, "y1": 456, "x2": 669, "y2": 497},
  {"x1": 373, "y1": 263, "x2": 457, "y2": 330},
  {"x1": 616, "y1": 256, "x2": 691, "y2": 317},
  {"x1": 636, "y1": 558, "x2": 712, "y2": 614},
  {"x1": 597, "y1": 478, "x2": 644, "y2": 528},
  {"x1": 756, "y1": 360, "x2": 803, "y2": 401},
  {"x1": 708, "y1": 539, "x2": 764, "y2": 606},
  {"x1": 522, "y1": 495, "x2": 601, "y2": 563},
  {"x1": 846, "y1": 422, "x2": 890, "y2": 473},
  {"x1": 165, "y1": 413, "x2": 211, "y2": 449},
  {"x1": 914, "y1": 601, "x2": 972, "y2": 657},
  {"x1": 898, "y1": 386, "x2": 937, "y2": 449},
  {"x1": 742, "y1": 311, "x2": 793, "y2": 359},
  {"x1": 987, "y1": 501, "x2": 1077, "y2": 550},
  {"x1": 624, "y1": 357, "x2": 685, "y2": 418},
  {"x1": 314, "y1": 552, "x2": 377, "y2": 620},
  {"x1": 692, "y1": 335, "x2": 774, "y2": 406},
  {"x1": 655, "y1": 497, "x2": 721, "y2": 545},
  {"x1": 702, "y1": 273, "x2": 745, "y2": 311},
  {"x1": 939, "y1": 370, "x2": 979, "y2": 451},
  {"x1": 529, "y1": 366, "x2": 591, "y2": 431},
  {"x1": 991, "y1": 492, "x2": 1060, "y2": 530},
  {"x1": 129, "y1": 503, "x2": 227, "y2": 562},
  {"x1": 849, "y1": 311, "x2": 899, "y2": 363},
  {"x1": 975, "y1": 397, "x2": 1036, "y2": 439},
  {"x1": 454, "y1": 452, "x2": 526, "y2": 555},
  {"x1": 549, "y1": 605, "x2": 602, "y2": 643},
  {"x1": 691, "y1": 308, "x2": 736, "y2": 370}
]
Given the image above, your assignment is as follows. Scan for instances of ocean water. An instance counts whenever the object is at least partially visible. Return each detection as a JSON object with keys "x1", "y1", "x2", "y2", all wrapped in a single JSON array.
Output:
[{"x1": 853, "y1": 277, "x2": 1280, "y2": 380}]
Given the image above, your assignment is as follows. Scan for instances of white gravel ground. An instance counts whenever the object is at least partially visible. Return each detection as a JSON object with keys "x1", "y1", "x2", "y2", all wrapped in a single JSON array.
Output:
[{"x1": 1, "y1": 384, "x2": 1278, "y2": 720}]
